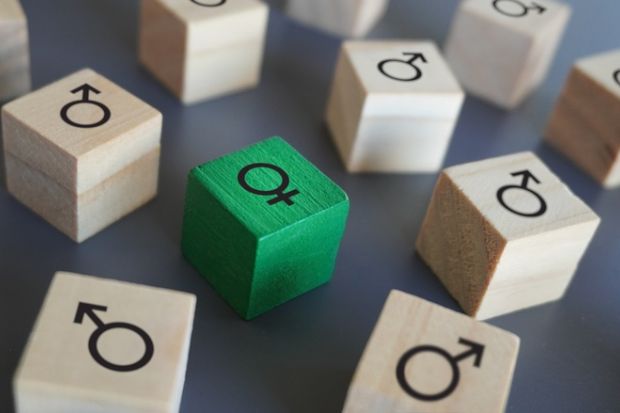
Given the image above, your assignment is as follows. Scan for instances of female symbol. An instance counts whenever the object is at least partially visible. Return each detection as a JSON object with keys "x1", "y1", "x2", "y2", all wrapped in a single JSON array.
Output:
[
  {"x1": 238, "y1": 163, "x2": 300, "y2": 206},
  {"x1": 74, "y1": 302, "x2": 154, "y2": 372},
  {"x1": 377, "y1": 52, "x2": 427, "y2": 82},
  {"x1": 60, "y1": 83, "x2": 111, "y2": 128},
  {"x1": 396, "y1": 338, "x2": 485, "y2": 402},
  {"x1": 496, "y1": 170, "x2": 547, "y2": 218},
  {"x1": 190, "y1": 0, "x2": 226, "y2": 6}
]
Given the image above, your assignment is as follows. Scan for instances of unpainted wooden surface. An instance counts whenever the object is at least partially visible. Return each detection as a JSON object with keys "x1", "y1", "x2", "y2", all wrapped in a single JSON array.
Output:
[{"x1": 14, "y1": 271, "x2": 196, "y2": 413}]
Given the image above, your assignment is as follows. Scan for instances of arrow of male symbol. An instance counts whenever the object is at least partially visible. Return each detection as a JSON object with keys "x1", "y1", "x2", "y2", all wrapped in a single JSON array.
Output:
[
  {"x1": 74, "y1": 302, "x2": 107, "y2": 327},
  {"x1": 529, "y1": 2, "x2": 547, "y2": 14},
  {"x1": 453, "y1": 338, "x2": 485, "y2": 367},
  {"x1": 511, "y1": 169, "x2": 541, "y2": 187},
  {"x1": 404, "y1": 52, "x2": 427, "y2": 64},
  {"x1": 70, "y1": 83, "x2": 101, "y2": 101}
]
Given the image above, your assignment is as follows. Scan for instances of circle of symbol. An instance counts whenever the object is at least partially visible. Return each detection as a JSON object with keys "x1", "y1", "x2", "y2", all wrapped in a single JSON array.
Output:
[
  {"x1": 190, "y1": 0, "x2": 226, "y2": 6},
  {"x1": 88, "y1": 322, "x2": 154, "y2": 372},
  {"x1": 396, "y1": 345, "x2": 461, "y2": 402},
  {"x1": 60, "y1": 100, "x2": 111, "y2": 129},
  {"x1": 496, "y1": 184, "x2": 547, "y2": 217},
  {"x1": 492, "y1": 0, "x2": 532, "y2": 17},
  {"x1": 237, "y1": 162, "x2": 299, "y2": 206},
  {"x1": 377, "y1": 55, "x2": 424, "y2": 82}
]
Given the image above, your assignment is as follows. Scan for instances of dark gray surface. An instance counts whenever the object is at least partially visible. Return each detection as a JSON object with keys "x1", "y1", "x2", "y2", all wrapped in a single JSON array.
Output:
[{"x1": 1, "y1": 0, "x2": 619, "y2": 412}]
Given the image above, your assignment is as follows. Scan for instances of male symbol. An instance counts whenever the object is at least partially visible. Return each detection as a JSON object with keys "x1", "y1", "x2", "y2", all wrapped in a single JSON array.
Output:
[
  {"x1": 377, "y1": 53, "x2": 427, "y2": 82},
  {"x1": 396, "y1": 338, "x2": 485, "y2": 402},
  {"x1": 74, "y1": 302, "x2": 154, "y2": 372},
  {"x1": 60, "y1": 84, "x2": 111, "y2": 128},
  {"x1": 496, "y1": 170, "x2": 547, "y2": 218},
  {"x1": 492, "y1": 0, "x2": 546, "y2": 17}
]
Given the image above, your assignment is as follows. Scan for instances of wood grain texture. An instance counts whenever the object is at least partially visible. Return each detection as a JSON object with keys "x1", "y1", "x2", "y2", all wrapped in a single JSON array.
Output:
[
  {"x1": 545, "y1": 49, "x2": 620, "y2": 187},
  {"x1": 6, "y1": 148, "x2": 160, "y2": 242},
  {"x1": 14, "y1": 272, "x2": 196, "y2": 413},
  {"x1": 325, "y1": 40, "x2": 464, "y2": 173},
  {"x1": 181, "y1": 136, "x2": 349, "y2": 319},
  {"x1": 416, "y1": 152, "x2": 600, "y2": 319},
  {"x1": 286, "y1": 0, "x2": 388, "y2": 38},
  {"x1": 444, "y1": 0, "x2": 570, "y2": 109},
  {"x1": 2, "y1": 68, "x2": 162, "y2": 193},
  {"x1": 2, "y1": 68, "x2": 162, "y2": 242},
  {"x1": 139, "y1": 0, "x2": 268, "y2": 105},
  {"x1": 342, "y1": 290, "x2": 520, "y2": 413},
  {"x1": 0, "y1": 0, "x2": 30, "y2": 102}
]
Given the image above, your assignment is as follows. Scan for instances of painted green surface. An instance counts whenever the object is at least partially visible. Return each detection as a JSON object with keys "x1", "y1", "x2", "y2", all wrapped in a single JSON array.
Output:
[{"x1": 181, "y1": 137, "x2": 350, "y2": 319}]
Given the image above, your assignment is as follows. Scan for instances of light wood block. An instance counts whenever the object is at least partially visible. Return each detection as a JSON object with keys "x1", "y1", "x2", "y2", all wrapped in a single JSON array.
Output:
[
  {"x1": 342, "y1": 290, "x2": 520, "y2": 413},
  {"x1": 444, "y1": 0, "x2": 570, "y2": 109},
  {"x1": 546, "y1": 49, "x2": 620, "y2": 188},
  {"x1": 286, "y1": 0, "x2": 388, "y2": 38},
  {"x1": 325, "y1": 40, "x2": 464, "y2": 173},
  {"x1": 416, "y1": 152, "x2": 600, "y2": 320},
  {"x1": 139, "y1": 0, "x2": 268, "y2": 105},
  {"x1": 0, "y1": 0, "x2": 30, "y2": 102},
  {"x1": 1, "y1": 68, "x2": 162, "y2": 242},
  {"x1": 14, "y1": 271, "x2": 196, "y2": 413}
]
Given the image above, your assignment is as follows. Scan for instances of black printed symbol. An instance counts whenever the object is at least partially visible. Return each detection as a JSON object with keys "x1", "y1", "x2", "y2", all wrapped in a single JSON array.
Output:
[
  {"x1": 60, "y1": 84, "x2": 111, "y2": 128},
  {"x1": 613, "y1": 69, "x2": 620, "y2": 87},
  {"x1": 378, "y1": 53, "x2": 427, "y2": 82},
  {"x1": 497, "y1": 170, "x2": 547, "y2": 218},
  {"x1": 74, "y1": 302, "x2": 154, "y2": 372},
  {"x1": 237, "y1": 163, "x2": 300, "y2": 206},
  {"x1": 492, "y1": 0, "x2": 546, "y2": 17},
  {"x1": 191, "y1": 0, "x2": 226, "y2": 6},
  {"x1": 396, "y1": 338, "x2": 485, "y2": 402}
]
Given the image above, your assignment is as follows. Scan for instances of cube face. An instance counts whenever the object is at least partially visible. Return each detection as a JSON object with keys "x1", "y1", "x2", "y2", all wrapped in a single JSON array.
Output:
[
  {"x1": 575, "y1": 50, "x2": 620, "y2": 97},
  {"x1": 445, "y1": 0, "x2": 570, "y2": 108},
  {"x1": 326, "y1": 41, "x2": 464, "y2": 173},
  {"x1": 139, "y1": 0, "x2": 268, "y2": 104},
  {"x1": 446, "y1": 152, "x2": 598, "y2": 240},
  {"x1": 0, "y1": 0, "x2": 30, "y2": 102},
  {"x1": 286, "y1": 0, "x2": 388, "y2": 38},
  {"x1": 14, "y1": 272, "x2": 196, "y2": 413},
  {"x1": 342, "y1": 290, "x2": 520, "y2": 413},
  {"x1": 2, "y1": 68, "x2": 162, "y2": 192},
  {"x1": 2, "y1": 69, "x2": 162, "y2": 242},
  {"x1": 416, "y1": 152, "x2": 600, "y2": 319},
  {"x1": 546, "y1": 49, "x2": 620, "y2": 187},
  {"x1": 182, "y1": 137, "x2": 349, "y2": 319},
  {"x1": 5, "y1": 149, "x2": 160, "y2": 242}
]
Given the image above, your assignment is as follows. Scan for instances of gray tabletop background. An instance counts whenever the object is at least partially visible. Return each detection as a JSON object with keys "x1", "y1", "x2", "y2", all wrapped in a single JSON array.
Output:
[{"x1": 1, "y1": 0, "x2": 619, "y2": 412}]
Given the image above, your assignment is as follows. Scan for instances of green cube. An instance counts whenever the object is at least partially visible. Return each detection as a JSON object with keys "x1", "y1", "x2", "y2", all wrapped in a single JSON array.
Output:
[{"x1": 181, "y1": 137, "x2": 350, "y2": 320}]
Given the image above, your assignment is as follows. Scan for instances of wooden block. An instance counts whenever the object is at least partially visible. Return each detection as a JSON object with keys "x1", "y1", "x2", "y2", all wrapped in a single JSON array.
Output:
[
  {"x1": 5, "y1": 148, "x2": 160, "y2": 242},
  {"x1": 181, "y1": 136, "x2": 349, "y2": 320},
  {"x1": 0, "y1": 0, "x2": 30, "y2": 102},
  {"x1": 285, "y1": 0, "x2": 388, "y2": 38},
  {"x1": 1, "y1": 68, "x2": 162, "y2": 242},
  {"x1": 342, "y1": 290, "x2": 520, "y2": 413},
  {"x1": 139, "y1": 0, "x2": 268, "y2": 105},
  {"x1": 545, "y1": 49, "x2": 620, "y2": 188},
  {"x1": 326, "y1": 40, "x2": 464, "y2": 173},
  {"x1": 444, "y1": 0, "x2": 570, "y2": 109},
  {"x1": 14, "y1": 271, "x2": 196, "y2": 413},
  {"x1": 416, "y1": 152, "x2": 600, "y2": 320}
]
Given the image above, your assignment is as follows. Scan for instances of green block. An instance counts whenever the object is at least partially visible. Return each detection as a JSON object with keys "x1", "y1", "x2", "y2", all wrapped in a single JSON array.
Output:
[{"x1": 181, "y1": 137, "x2": 350, "y2": 320}]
